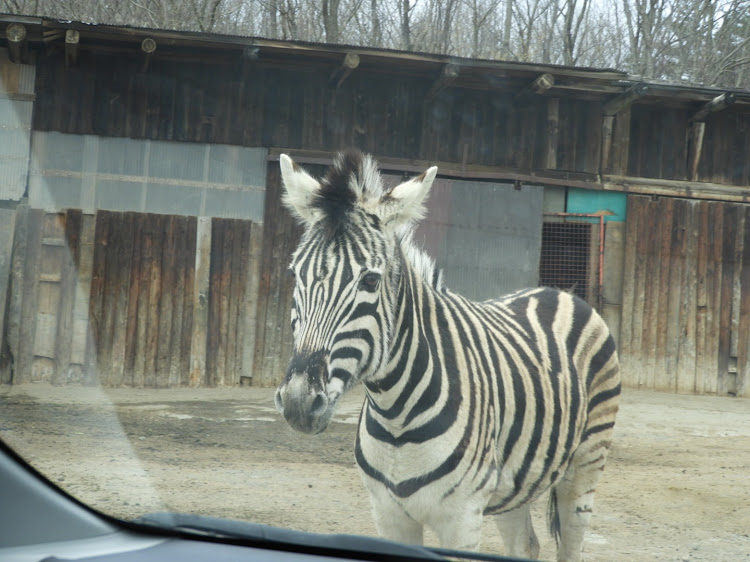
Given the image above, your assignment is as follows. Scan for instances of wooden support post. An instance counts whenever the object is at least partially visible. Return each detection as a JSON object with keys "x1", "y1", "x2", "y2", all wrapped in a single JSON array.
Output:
[
  {"x1": 545, "y1": 97, "x2": 559, "y2": 169},
  {"x1": 52, "y1": 211, "x2": 80, "y2": 385},
  {"x1": 189, "y1": 217, "x2": 211, "y2": 386},
  {"x1": 6, "y1": 23, "x2": 28, "y2": 65},
  {"x1": 70, "y1": 213, "x2": 95, "y2": 384},
  {"x1": 600, "y1": 114, "x2": 615, "y2": 173},
  {"x1": 15, "y1": 209, "x2": 42, "y2": 383},
  {"x1": 328, "y1": 53, "x2": 359, "y2": 89},
  {"x1": 240, "y1": 221, "x2": 263, "y2": 385},
  {"x1": 140, "y1": 37, "x2": 156, "y2": 72},
  {"x1": 426, "y1": 63, "x2": 460, "y2": 100},
  {"x1": 65, "y1": 29, "x2": 79, "y2": 67},
  {"x1": 690, "y1": 92, "x2": 736, "y2": 123},
  {"x1": 603, "y1": 82, "x2": 648, "y2": 116},
  {"x1": 0, "y1": 208, "x2": 17, "y2": 384},
  {"x1": 515, "y1": 73, "x2": 555, "y2": 104},
  {"x1": 687, "y1": 121, "x2": 706, "y2": 182},
  {"x1": 609, "y1": 108, "x2": 632, "y2": 176}
]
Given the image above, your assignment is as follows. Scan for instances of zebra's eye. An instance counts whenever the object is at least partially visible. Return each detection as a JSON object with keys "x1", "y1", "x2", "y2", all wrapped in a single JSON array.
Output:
[
  {"x1": 360, "y1": 272, "x2": 381, "y2": 291},
  {"x1": 288, "y1": 267, "x2": 296, "y2": 279}
]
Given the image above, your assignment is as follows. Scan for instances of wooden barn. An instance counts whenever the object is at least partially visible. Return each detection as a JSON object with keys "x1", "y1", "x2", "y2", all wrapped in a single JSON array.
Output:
[{"x1": 0, "y1": 15, "x2": 749, "y2": 397}]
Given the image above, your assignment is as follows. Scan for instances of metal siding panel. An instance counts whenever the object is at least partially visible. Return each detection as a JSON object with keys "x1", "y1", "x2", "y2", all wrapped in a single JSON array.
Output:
[
  {"x1": 543, "y1": 186, "x2": 566, "y2": 213},
  {"x1": 203, "y1": 188, "x2": 265, "y2": 222},
  {"x1": 97, "y1": 136, "x2": 147, "y2": 175},
  {"x1": 0, "y1": 98, "x2": 32, "y2": 201},
  {"x1": 95, "y1": 180, "x2": 146, "y2": 212},
  {"x1": 27, "y1": 132, "x2": 267, "y2": 219},
  {"x1": 420, "y1": 178, "x2": 543, "y2": 301},
  {"x1": 145, "y1": 183, "x2": 204, "y2": 216},
  {"x1": 148, "y1": 141, "x2": 207, "y2": 181}
]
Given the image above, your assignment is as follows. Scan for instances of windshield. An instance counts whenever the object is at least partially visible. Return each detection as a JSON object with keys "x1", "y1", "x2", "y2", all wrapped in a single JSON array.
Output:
[{"x1": 1, "y1": 2, "x2": 750, "y2": 561}]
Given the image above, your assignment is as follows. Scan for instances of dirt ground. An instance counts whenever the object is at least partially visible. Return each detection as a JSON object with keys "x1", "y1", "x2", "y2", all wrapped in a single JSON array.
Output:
[{"x1": 1, "y1": 383, "x2": 749, "y2": 562}]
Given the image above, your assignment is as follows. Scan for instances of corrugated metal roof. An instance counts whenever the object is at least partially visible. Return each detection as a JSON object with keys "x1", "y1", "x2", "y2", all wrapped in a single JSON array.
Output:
[
  {"x1": 0, "y1": 12, "x2": 624, "y2": 75},
  {"x1": 1, "y1": 13, "x2": 748, "y2": 104}
]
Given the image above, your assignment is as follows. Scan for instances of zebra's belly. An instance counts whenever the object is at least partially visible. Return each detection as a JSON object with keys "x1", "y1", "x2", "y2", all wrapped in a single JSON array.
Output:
[{"x1": 487, "y1": 435, "x2": 579, "y2": 513}]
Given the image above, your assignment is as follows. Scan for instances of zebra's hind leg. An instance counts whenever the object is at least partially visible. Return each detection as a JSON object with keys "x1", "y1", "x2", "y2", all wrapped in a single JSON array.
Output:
[
  {"x1": 493, "y1": 503, "x2": 540, "y2": 559},
  {"x1": 550, "y1": 443, "x2": 612, "y2": 561}
]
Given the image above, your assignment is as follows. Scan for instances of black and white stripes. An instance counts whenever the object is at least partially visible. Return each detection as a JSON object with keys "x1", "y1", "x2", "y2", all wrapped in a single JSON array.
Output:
[{"x1": 274, "y1": 151, "x2": 620, "y2": 561}]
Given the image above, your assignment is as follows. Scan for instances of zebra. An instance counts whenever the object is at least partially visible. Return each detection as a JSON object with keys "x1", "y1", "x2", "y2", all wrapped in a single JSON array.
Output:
[{"x1": 274, "y1": 150, "x2": 621, "y2": 561}]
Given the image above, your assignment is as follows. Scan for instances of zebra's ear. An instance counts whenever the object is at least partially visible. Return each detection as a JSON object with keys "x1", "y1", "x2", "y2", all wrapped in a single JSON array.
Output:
[
  {"x1": 381, "y1": 166, "x2": 438, "y2": 228},
  {"x1": 280, "y1": 154, "x2": 321, "y2": 225}
]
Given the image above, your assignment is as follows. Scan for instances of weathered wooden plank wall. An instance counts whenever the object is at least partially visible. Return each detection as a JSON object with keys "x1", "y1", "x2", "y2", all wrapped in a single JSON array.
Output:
[
  {"x1": 620, "y1": 194, "x2": 749, "y2": 397},
  {"x1": 252, "y1": 164, "x2": 304, "y2": 387},
  {"x1": 4, "y1": 207, "x2": 264, "y2": 387},
  {"x1": 33, "y1": 51, "x2": 749, "y2": 186}
]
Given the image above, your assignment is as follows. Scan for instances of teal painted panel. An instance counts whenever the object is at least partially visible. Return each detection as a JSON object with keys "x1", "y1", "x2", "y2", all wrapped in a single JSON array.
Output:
[{"x1": 567, "y1": 188, "x2": 627, "y2": 222}]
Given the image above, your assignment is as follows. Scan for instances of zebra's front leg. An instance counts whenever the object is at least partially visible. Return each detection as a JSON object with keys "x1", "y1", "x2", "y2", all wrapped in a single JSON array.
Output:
[
  {"x1": 365, "y1": 486, "x2": 424, "y2": 545},
  {"x1": 429, "y1": 506, "x2": 484, "y2": 551}
]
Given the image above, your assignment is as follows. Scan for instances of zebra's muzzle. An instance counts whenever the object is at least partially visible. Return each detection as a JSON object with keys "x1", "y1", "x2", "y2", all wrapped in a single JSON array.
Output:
[{"x1": 275, "y1": 356, "x2": 336, "y2": 434}]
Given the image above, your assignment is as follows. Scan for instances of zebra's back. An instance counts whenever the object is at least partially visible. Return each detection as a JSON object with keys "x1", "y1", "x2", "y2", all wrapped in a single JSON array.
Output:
[{"x1": 480, "y1": 286, "x2": 620, "y2": 514}]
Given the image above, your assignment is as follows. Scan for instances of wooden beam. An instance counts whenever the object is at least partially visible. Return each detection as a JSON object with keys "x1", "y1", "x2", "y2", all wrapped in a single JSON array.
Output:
[
  {"x1": 603, "y1": 82, "x2": 648, "y2": 116},
  {"x1": 328, "y1": 52, "x2": 359, "y2": 89},
  {"x1": 602, "y1": 174, "x2": 750, "y2": 203},
  {"x1": 65, "y1": 29, "x2": 79, "y2": 67},
  {"x1": 140, "y1": 37, "x2": 156, "y2": 72},
  {"x1": 687, "y1": 121, "x2": 706, "y2": 181},
  {"x1": 268, "y1": 149, "x2": 750, "y2": 204},
  {"x1": 515, "y1": 73, "x2": 555, "y2": 104},
  {"x1": 6, "y1": 22, "x2": 28, "y2": 64},
  {"x1": 426, "y1": 63, "x2": 460, "y2": 100},
  {"x1": 690, "y1": 92, "x2": 736, "y2": 123}
]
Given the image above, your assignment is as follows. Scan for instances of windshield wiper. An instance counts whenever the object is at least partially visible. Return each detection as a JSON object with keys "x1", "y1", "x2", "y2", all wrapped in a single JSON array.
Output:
[
  {"x1": 135, "y1": 512, "x2": 445, "y2": 561},
  {"x1": 134, "y1": 512, "x2": 529, "y2": 562}
]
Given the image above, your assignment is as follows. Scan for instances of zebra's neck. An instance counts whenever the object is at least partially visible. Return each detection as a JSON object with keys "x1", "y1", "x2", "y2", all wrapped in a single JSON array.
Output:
[{"x1": 363, "y1": 244, "x2": 451, "y2": 425}]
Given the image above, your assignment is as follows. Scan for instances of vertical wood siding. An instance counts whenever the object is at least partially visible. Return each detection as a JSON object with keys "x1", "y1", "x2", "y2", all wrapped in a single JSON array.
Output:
[
  {"x1": 42, "y1": 51, "x2": 750, "y2": 183},
  {"x1": 251, "y1": 164, "x2": 304, "y2": 387},
  {"x1": 5, "y1": 208, "x2": 264, "y2": 387},
  {"x1": 620, "y1": 195, "x2": 750, "y2": 397}
]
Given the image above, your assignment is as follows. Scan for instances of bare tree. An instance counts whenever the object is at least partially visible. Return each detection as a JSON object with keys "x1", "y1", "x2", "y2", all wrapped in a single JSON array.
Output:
[
  {"x1": 560, "y1": 0, "x2": 590, "y2": 65},
  {"x1": 322, "y1": 0, "x2": 341, "y2": 43},
  {"x1": 1, "y1": 0, "x2": 748, "y2": 88}
]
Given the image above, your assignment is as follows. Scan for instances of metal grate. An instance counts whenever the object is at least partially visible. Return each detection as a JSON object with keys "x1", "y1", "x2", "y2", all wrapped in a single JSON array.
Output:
[{"x1": 539, "y1": 213, "x2": 604, "y2": 310}]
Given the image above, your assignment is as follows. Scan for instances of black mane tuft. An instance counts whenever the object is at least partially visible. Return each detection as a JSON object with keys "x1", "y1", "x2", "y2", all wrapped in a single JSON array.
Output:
[{"x1": 312, "y1": 149, "x2": 368, "y2": 231}]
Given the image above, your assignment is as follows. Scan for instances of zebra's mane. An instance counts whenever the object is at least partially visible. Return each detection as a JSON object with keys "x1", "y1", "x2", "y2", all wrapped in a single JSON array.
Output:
[
  {"x1": 310, "y1": 150, "x2": 444, "y2": 291},
  {"x1": 311, "y1": 150, "x2": 384, "y2": 231},
  {"x1": 399, "y1": 229, "x2": 446, "y2": 292}
]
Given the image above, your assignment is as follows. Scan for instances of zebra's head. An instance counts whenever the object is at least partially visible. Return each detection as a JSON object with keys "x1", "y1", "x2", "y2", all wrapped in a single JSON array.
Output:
[{"x1": 273, "y1": 150, "x2": 437, "y2": 434}]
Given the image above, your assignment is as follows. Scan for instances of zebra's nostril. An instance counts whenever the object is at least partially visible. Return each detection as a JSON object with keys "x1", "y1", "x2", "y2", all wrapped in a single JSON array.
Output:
[
  {"x1": 274, "y1": 388, "x2": 284, "y2": 414},
  {"x1": 310, "y1": 393, "x2": 328, "y2": 416}
]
